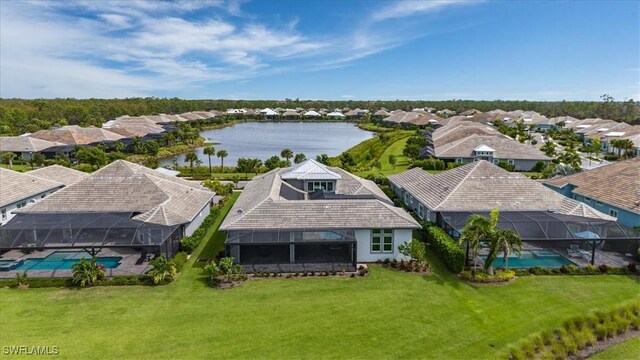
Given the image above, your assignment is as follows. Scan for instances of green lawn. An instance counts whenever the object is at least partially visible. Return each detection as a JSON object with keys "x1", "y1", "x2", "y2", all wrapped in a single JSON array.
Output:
[
  {"x1": 0, "y1": 163, "x2": 34, "y2": 172},
  {"x1": 589, "y1": 336, "x2": 640, "y2": 359},
  {"x1": 1, "y1": 195, "x2": 639, "y2": 359}
]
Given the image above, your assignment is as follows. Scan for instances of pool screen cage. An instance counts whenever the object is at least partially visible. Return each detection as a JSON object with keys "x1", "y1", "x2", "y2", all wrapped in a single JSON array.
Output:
[
  {"x1": 437, "y1": 211, "x2": 640, "y2": 266},
  {"x1": 225, "y1": 229, "x2": 357, "y2": 266},
  {"x1": 0, "y1": 213, "x2": 182, "y2": 258}
]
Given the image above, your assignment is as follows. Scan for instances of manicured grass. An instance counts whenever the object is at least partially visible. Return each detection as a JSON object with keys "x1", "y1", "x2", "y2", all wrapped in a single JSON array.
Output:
[
  {"x1": 0, "y1": 163, "x2": 34, "y2": 172},
  {"x1": 589, "y1": 336, "x2": 640, "y2": 359},
  {"x1": 1, "y1": 211, "x2": 638, "y2": 359}
]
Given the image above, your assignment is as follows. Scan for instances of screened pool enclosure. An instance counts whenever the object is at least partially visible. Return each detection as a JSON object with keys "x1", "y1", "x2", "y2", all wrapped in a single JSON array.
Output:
[
  {"x1": 0, "y1": 213, "x2": 182, "y2": 258},
  {"x1": 436, "y1": 211, "x2": 640, "y2": 266},
  {"x1": 226, "y1": 229, "x2": 357, "y2": 267}
]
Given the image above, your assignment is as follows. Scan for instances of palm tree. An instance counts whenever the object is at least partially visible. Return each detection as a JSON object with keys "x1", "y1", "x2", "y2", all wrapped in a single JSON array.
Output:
[
  {"x1": 280, "y1": 148, "x2": 293, "y2": 163},
  {"x1": 617, "y1": 139, "x2": 634, "y2": 159},
  {"x1": 1, "y1": 152, "x2": 16, "y2": 169},
  {"x1": 458, "y1": 209, "x2": 499, "y2": 272},
  {"x1": 484, "y1": 229, "x2": 522, "y2": 273},
  {"x1": 294, "y1": 153, "x2": 306, "y2": 164},
  {"x1": 185, "y1": 152, "x2": 198, "y2": 169},
  {"x1": 216, "y1": 150, "x2": 228, "y2": 172},
  {"x1": 203, "y1": 146, "x2": 215, "y2": 173}
]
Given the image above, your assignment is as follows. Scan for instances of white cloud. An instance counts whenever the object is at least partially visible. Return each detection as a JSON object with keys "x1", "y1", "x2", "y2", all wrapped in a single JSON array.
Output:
[{"x1": 371, "y1": 0, "x2": 480, "y2": 22}]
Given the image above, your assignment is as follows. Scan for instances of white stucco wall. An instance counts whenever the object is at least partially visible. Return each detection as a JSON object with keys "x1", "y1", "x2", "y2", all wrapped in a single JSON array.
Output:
[
  {"x1": 355, "y1": 228, "x2": 413, "y2": 262},
  {"x1": 1, "y1": 188, "x2": 61, "y2": 226},
  {"x1": 184, "y1": 203, "x2": 211, "y2": 236}
]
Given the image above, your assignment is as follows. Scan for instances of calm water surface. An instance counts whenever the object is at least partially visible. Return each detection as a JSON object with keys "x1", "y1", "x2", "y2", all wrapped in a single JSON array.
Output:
[{"x1": 160, "y1": 122, "x2": 373, "y2": 167}]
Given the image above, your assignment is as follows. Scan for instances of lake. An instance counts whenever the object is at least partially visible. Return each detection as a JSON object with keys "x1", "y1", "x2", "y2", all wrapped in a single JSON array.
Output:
[{"x1": 159, "y1": 122, "x2": 374, "y2": 167}]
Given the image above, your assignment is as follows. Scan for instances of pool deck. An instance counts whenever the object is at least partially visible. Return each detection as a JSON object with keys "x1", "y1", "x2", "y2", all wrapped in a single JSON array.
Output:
[{"x1": 0, "y1": 249, "x2": 152, "y2": 279}]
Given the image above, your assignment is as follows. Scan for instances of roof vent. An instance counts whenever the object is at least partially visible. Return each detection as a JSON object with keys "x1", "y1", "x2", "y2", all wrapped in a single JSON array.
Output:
[{"x1": 236, "y1": 209, "x2": 243, "y2": 214}]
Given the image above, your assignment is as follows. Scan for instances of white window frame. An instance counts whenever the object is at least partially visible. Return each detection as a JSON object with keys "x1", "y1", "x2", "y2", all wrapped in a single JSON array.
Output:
[
  {"x1": 1, "y1": 209, "x2": 6, "y2": 220},
  {"x1": 418, "y1": 204, "x2": 424, "y2": 219},
  {"x1": 609, "y1": 209, "x2": 618, "y2": 218},
  {"x1": 455, "y1": 158, "x2": 464, "y2": 164},
  {"x1": 595, "y1": 200, "x2": 603, "y2": 207},
  {"x1": 404, "y1": 192, "x2": 410, "y2": 205}
]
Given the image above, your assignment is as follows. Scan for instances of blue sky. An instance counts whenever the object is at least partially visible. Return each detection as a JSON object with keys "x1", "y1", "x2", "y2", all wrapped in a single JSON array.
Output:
[{"x1": 1, "y1": 0, "x2": 638, "y2": 100}]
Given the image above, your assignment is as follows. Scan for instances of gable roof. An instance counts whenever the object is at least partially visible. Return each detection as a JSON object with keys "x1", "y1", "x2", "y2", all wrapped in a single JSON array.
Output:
[
  {"x1": 544, "y1": 158, "x2": 640, "y2": 214},
  {"x1": 281, "y1": 159, "x2": 341, "y2": 180},
  {"x1": 388, "y1": 161, "x2": 613, "y2": 220},
  {"x1": 29, "y1": 165, "x2": 89, "y2": 186},
  {"x1": 0, "y1": 168, "x2": 64, "y2": 207},
  {"x1": 221, "y1": 166, "x2": 420, "y2": 231},
  {"x1": 19, "y1": 160, "x2": 214, "y2": 226}
]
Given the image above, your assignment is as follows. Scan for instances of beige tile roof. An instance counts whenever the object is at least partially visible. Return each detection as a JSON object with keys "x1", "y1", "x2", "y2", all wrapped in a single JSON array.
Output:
[
  {"x1": 29, "y1": 125, "x2": 125, "y2": 145},
  {"x1": 388, "y1": 160, "x2": 613, "y2": 220},
  {"x1": 435, "y1": 135, "x2": 551, "y2": 160},
  {"x1": 29, "y1": 165, "x2": 89, "y2": 186},
  {"x1": 432, "y1": 121, "x2": 506, "y2": 147},
  {"x1": 220, "y1": 163, "x2": 420, "y2": 231},
  {"x1": 20, "y1": 160, "x2": 214, "y2": 226},
  {"x1": 545, "y1": 158, "x2": 640, "y2": 214},
  {"x1": 0, "y1": 168, "x2": 63, "y2": 207},
  {"x1": 0, "y1": 136, "x2": 67, "y2": 152}
]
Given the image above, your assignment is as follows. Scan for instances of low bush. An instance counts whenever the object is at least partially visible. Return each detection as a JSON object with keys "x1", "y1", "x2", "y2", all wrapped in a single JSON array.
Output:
[
  {"x1": 171, "y1": 252, "x2": 188, "y2": 272},
  {"x1": 459, "y1": 269, "x2": 515, "y2": 283},
  {"x1": 506, "y1": 301, "x2": 640, "y2": 359},
  {"x1": 147, "y1": 255, "x2": 177, "y2": 285},
  {"x1": 72, "y1": 257, "x2": 106, "y2": 287},
  {"x1": 180, "y1": 207, "x2": 221, "y2": 254},
  {"x1": 204, "y1": 257, "x2": 247, "y2": 287},
  {"x1": 424, "y1": 226, "x2": 465, "y2": 273}
]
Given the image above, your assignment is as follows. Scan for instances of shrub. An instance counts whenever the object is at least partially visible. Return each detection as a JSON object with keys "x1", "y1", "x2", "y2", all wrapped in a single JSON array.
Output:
[
  {"x1": 627, "y1": 262, "x2": 637, "y2": 273},
  {"x1": 424, "y1": 226, "x2": 465, "y2": 273},
  {"x1": 204, "y1": 257, "x2": 246, "y2": 286},
  {"x1": 180, "y1": 236, "x2": 199, "y2": 254},
  {"x1": 598, "y1": 264, "x2": 609, "y2": 274},
  {"x1": 72, "y1": 257, "x2": 106, "y2": 287},
  {"x1": 172, "y1": 252, "x2": 188, "y2": 272},
  {"x1": 148, "y1": 255, "x2": 177, "y2": 285},
  {"x1": 15, "y1": 271, "x2": 28, "y2": 287},
  {"x1": 459, "y1": 269, "x2": 515, "y2": 283}
]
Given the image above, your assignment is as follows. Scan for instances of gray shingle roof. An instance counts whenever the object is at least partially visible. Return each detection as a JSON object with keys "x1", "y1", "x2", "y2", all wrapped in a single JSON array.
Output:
[
  {"x1": 29, "y1": 125, "x2": 125, "y2": 145},
  {"x1": 0, "y1": 168, "x2": 63, "y2": 207},
  {"x1": 281, "y1": 159, "x2": 341, "y2": 180},
  {"x1": 19, "y1": 160, "x2": 214, "y2": 226},
  {"x1": 221, "y1": 163, "x2": 420, "y2": 231},
  {"x1": 388, "y1": 161, "x2": 613, "y2": 220},
  {"x1": 0, "y1": 136, "x2": 67, "y2": 152},
  {"x1": 435, "y1": 135, "x2": 551, "y2": 160},
  {"x1": 29, "y1": 165, "x2": 89, "y2": 186}
]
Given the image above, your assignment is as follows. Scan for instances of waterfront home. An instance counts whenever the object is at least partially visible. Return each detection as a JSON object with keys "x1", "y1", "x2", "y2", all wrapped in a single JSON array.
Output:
[
  {"x1": 220, "y1": 159, "x2": 420, "y2": 271},
  {"x1": 282, "y1": 109, "x2": 301, "y2": 119},
  {"x1": 0, "y1": 136, "x2": 70, "y2": 160},
  {"x1": 0, "y1": 166, "x2": 87, "y2": 225},
  {"x1": 260, "y1": 108, "x2": 278, "y2": 120},
  {"x1": 0, "y1": 160, "x2": 214, "y2": 258},
  {"x1": 544, "y1": 158, "x2": 640, "y2": 228},
  {"x1": 388, "y1": 161, "x2": 637, "y2": 265},
  {"x1": 303, "y1": 110, "x2": 321, "y2": 118},
  {"x1": 326, "y1": 111, "x2": 346, "y2": 119}
]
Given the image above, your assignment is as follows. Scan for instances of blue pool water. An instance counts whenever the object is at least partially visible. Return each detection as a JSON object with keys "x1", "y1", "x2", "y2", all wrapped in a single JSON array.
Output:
[
  {"x1": 482, "y1": 250, "x2": 575, "y2": 268},
  {"x1": 9, "y1": 251, "x2": 122, "y2": 271}
]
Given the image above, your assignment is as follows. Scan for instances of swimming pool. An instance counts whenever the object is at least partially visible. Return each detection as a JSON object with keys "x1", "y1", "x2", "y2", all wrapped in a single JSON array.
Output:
[
  {"x1": 5, "y1": 251, "x2": 122, "y2": 271},
  {"x1": 482, "y1": 250, "x2": 575, "y2": 268}
]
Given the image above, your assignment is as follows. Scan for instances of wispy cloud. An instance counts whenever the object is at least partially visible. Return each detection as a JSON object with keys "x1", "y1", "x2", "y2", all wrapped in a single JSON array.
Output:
[{"x1": 371, "y1": 0, "x2": 481, "y2": 22}]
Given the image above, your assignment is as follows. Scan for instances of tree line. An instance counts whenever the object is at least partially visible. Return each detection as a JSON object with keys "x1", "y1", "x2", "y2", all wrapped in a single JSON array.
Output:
[{"x1": 1, "y1": 96, "x2": 638, "y2": 136}]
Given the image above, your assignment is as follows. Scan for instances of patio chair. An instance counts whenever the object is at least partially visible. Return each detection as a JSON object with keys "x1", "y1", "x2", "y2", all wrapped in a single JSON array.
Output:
[{"x1": 567, "y1": 244, "x2": 581, "y2": 258}]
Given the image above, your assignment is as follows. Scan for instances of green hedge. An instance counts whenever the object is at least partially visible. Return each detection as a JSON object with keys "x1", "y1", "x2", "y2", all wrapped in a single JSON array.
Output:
[
  {"x1": 0, "y1": 275, "x2": 154, "y2": 288},
  {"x1": 425, "y1": 225, "x2": 465, "y2": 273},
  {"x1": 180, "y1": 207, "x2": 221, "y2": 253}
]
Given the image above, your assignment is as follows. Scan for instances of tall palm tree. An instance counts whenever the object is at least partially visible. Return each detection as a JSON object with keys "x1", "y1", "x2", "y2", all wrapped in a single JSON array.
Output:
[
  {"x1": 458, "y1": 209, "x2": 499, "y2": 272},
  {"x1": 484, "y1": 229, "x2": 522, "y2": 273},
  {"x1": 216, "y1": 150, "x2": 228, "y2": 172},
  {"x1": 185, "y1": 152, "x2": 198, "y2": 169},
  {"x1": 203, "y1": 146, "x2": 215, "y2": 173},
  {"x1": 280, "y1": 148, "x2": 293, "y2": 163}
]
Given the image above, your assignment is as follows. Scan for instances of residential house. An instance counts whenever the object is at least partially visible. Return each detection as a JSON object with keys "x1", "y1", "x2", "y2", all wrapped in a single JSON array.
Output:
[
  {"x1": 544, "y1": 158, "x2": 640, "y2": 228},
  {"x1": 0, "y1": 136, "x2": 70, "y2": 160},
  {"x1": 29, "y1": 125, "x2": 125, "y2": 146},
  {"x1": 220, "y1": 160, "x2": 420, "y2": 270},
  {"x1": 0, "y1": 160, "x2": 215, "y2": 257},
  {"x1": 0, "y1": 166, "x2": 87, "y2": 225}
]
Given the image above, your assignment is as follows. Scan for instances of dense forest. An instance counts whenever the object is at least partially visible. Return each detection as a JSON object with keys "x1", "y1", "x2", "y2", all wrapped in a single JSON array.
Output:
[{"x1": 0, "y1": 97, "x2": 638, "y2": 136}]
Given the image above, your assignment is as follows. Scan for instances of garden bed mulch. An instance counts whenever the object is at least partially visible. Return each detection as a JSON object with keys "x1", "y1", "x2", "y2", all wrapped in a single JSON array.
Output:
[
  {"x1": 375, "y1": 263, "x2": 431, "y2": 276},
  {"x1": 570, "y1": 329, "x2": 640, "y2": 359}
]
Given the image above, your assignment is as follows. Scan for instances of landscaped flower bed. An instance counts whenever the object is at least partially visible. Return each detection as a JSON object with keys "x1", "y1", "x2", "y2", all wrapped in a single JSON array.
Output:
[
  {"x1": 377, "y1": 258, "x2": 430, "y2": 274},
  {"x1": 459, "y1": 269, "x2": 515, "y2": 283}
]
